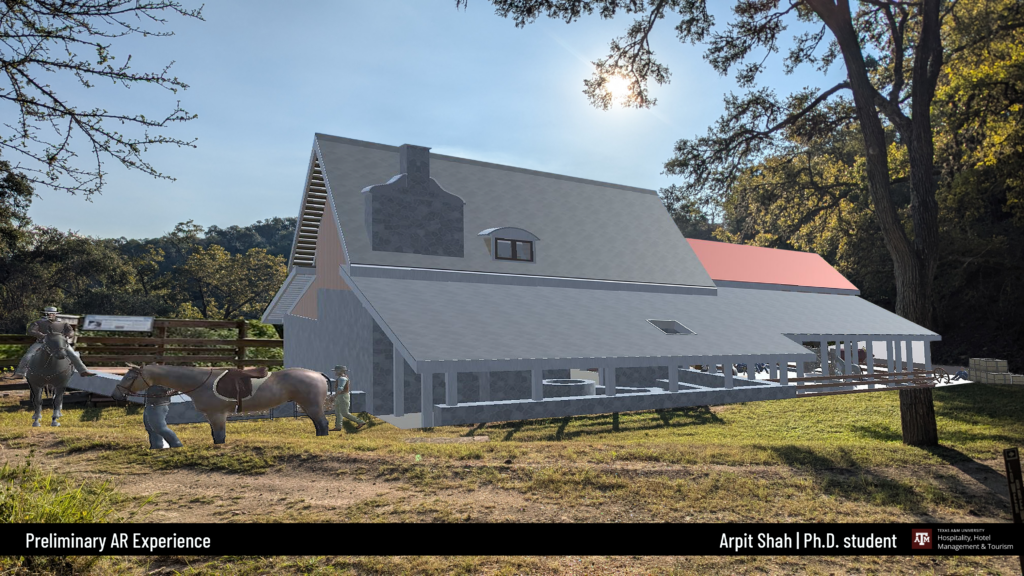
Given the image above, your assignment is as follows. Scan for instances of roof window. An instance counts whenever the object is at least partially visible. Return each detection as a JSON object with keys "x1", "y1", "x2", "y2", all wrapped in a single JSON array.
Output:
[{"x1": 647, "y1": 319, "x2": 695, "y2": 335}]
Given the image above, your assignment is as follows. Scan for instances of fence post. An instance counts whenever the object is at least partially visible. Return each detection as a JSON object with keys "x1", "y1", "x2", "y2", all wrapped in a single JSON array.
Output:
[
  {"x1": 236, "y1": 319, "x2": 247, "y2": 369},
  {"x1": 156, "y1": 323, "x2": 167, "y2": 364}
]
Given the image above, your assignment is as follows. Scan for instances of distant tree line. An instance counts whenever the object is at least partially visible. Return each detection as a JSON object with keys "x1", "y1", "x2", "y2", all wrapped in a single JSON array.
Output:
[{"x1": 0, "y1": 190, "x2": 294, "y2": 334}]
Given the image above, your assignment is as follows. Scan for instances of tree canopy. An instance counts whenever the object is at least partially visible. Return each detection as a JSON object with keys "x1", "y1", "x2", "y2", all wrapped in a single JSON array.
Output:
[{"x1": 0, "y1": 0, "x2": 203, "y2": 197}]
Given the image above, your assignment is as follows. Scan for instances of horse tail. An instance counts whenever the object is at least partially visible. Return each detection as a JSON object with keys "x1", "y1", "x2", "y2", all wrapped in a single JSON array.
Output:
[{"x1": 320, "y1": 372, "x2": 334, "y2": 394}]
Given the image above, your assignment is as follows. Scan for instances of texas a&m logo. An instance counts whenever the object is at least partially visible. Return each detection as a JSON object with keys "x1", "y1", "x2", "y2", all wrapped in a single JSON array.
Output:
[{"x1": 911, "y1": 529, "x2": 933, "y2": 549}]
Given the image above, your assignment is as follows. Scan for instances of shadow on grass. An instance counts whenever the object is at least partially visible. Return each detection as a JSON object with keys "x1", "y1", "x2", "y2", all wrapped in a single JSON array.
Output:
[
  {"x1": 849, "y1": 424, "x2": 902, "y2": 443},
  {"x1": 922, "y1": 444, "x2": 1011, "y2": 506},
  {"x1": 487, "y1": 407, "x2": 725, "y2": 443},
  {"x1": 79, "y1": 407, "x2": 104, "y2": 422},
  {"x1": 761, "y1": 444, "x2": 949, "y2": 519}
]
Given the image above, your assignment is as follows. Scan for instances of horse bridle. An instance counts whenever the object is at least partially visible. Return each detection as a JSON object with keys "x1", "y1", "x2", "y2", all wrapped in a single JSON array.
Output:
[{"x1": 115, "y1": 365, "x2": 216, "y2": 399}]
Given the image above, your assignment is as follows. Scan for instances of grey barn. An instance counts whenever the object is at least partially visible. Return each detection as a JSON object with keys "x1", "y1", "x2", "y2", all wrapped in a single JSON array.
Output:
[{"x1": 263, "y1": 134, "x2": 939, "y2": 429}]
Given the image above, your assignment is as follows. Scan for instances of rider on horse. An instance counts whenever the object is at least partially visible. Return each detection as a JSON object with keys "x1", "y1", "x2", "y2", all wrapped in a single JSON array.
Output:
[{"x1": 14, "y1": 306, "x2": 97, "y2": 378}]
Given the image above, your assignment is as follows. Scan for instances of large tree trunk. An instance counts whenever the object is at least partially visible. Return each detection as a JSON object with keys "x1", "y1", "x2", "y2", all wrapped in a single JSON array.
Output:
[{"x1": 810, "y1": 0, "x2": 941, "y2": 446}]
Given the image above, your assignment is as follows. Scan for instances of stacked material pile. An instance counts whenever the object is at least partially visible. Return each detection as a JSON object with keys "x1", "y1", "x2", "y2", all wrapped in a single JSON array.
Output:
[{"x1": 968, "y1": 358, "x2": 1024, "y2": 384}]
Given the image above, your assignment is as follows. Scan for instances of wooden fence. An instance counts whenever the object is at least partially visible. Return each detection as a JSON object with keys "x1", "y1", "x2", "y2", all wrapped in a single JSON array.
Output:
[{"x1": 0, "y1": 318, "x2": 282, "y2": 370}]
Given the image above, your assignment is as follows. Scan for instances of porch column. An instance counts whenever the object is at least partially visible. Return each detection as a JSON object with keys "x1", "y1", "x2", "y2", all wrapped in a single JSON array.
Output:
[
  {"x1": 894, "y1": 340, "x2": 903, "y2": 374},
  {"x1": 779, "y1": 359, "x2": 789, "y2": 386},
  {"x1": 478, "y1": 372, "x2": 490, "y2": 402},
  {"x1": 747, "y1": 362, "x2": 756, "y2": 381},
  {"x1": 865, "y1": 341, "x2": 875, "y2": 375},
  {"x1": 668, "y1": 364, "x2": 679, "y2": 392},
  {"x1": 905, "y1": 340, "x2": 915, "y2": 372},
  {"x1": 886, "y1": 341, "x2": 895, "y2": 376},
  {"x1": 532, "y1": 369, "x2": 543, "y2": 401},
  {"x1": 769, "y1": 362, "x2": 777, "y2": 381},
  {"x1": 724, "y1": 363, "x2": 734, "y2": 389},
  {"x1": 393, "y1": 349, "x2": 404, "y2": 417},
  {"x1": 924, "y1": 341, "x2": 933, "y2": 371},
  {"x1": 420, "y1": 372, "x2": 434, "y2": 428},
  {"x1": 604, "y1": 367, "x2": 616, "y2": 396},
  {"x1": 794, "y1": 353, "x2": 804, "y2": 378},
  {"x1": 445, "y1": 370, "x2": 457, "y2": 407},
  {"x1": 845, "y1": 340, "x2": 854, "y2": 376},
  {"x1": 820, "y1": 338, "x2": 830, "y2": 376}
]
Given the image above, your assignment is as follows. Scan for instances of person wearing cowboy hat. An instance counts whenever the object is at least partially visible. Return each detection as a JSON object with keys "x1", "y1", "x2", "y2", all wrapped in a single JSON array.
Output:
[
  {"x1": 331, "y1": 365, "x2": 365, "y2": 431},
  {"x1": 14, "y1": 306, "x2": 96, "y2": 378}
]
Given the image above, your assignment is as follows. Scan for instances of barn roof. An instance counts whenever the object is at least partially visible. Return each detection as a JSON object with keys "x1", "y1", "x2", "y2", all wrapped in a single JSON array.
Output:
[
  {"x1": 687, "y1": 239, "x2": 860, "y2": 294},
  {"x1": 311, "y1": 134, "x2": 716, "y2": 289}
]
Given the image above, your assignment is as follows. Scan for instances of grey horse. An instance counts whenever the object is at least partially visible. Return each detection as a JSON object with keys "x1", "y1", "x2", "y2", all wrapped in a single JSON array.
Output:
[
  {"x1": 25, "y1": 332, "x2": 74, "y2": 427},
  {"x1": 111, "y1": 363, "x2": 331, "y2": 444}
]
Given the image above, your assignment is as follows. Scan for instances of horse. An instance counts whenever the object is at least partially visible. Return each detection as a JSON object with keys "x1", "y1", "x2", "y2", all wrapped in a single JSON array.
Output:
[
  {"x1": 25, "y1": 332, "x2": 74, "y2": 427},
  {"x1": 111, "y1": 363, "x2": 331, "y2": 444}
]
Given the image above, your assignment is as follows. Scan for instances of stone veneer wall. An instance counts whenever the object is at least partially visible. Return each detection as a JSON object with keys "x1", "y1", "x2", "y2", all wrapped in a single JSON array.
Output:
[{"x1": 283, "y1": 289, "x2": 373, "y2": 397}]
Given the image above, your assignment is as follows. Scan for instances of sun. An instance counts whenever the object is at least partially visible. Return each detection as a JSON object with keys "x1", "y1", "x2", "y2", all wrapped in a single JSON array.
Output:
[{"x1": 606, "y1": 75, "x2": 630, "y2": 103}]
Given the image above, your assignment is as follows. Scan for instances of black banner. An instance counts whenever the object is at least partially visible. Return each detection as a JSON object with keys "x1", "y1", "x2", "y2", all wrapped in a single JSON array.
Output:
[
  {"x1": 2, "y1": 523, "x2": 1021, "y2": 556},
  {"x1": 1005, "y1": 448, "x2": 1024, "y2": 524}
]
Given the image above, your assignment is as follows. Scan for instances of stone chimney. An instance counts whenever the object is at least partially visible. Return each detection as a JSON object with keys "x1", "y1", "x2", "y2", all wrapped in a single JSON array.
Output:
[{"x1": 400, "y1": 144, "x2": 431, "y2": 186}]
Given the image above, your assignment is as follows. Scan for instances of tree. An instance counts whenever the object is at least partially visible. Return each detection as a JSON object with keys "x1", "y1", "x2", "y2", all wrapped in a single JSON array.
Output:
[
  {"x1": 173, "y1": 244, "x2": 287, "y2": 320},
  {"x1": 462, "y1": 0, "x2": 1024, "y2": 446},
  {"x1": 0, "y1": 0, "x2": 203, "y2": 197}
]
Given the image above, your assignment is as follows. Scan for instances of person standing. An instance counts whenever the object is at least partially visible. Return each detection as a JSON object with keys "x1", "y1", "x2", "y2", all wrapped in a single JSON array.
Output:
[
  {"x1": 14, "y1": 306, "x2": 96, "y2": 378},
  {"x1": 143, "y1": 385, "x2": 183, "y2": 449},
  {"x1": 331, "y1": 365, "x2": 365, "y2": 431}
]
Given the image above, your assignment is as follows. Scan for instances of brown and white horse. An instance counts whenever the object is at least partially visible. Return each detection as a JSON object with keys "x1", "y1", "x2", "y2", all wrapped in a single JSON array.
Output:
[{"x1": 112, "y1": 364, "x2": 330, "y2": 444}]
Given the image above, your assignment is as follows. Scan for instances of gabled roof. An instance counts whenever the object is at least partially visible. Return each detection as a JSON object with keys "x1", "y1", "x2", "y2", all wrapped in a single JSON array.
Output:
[
  {"x1": 313, "y1": 134, "x2": 715, "y2": 288},
  {"x1": 687, "y1": 239, "x2": 859, "y2": 294}
]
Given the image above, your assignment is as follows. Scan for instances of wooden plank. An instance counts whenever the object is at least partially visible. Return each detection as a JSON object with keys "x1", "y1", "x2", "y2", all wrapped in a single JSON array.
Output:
[
  {"x1": 152, "y1": 319, "x2": 241, "y2": 328},
  {"x1": 0, "y1": 336, "x2": 34, "y2": 344},
  {"x1": 794, "y1": 377, "x2": 931, "y2": 390},
  {"x1": 76, "y1": 336, "x2": 282, "y2": 346},
  {"x1": 798, "y1": 383, "x2": 936, "y2": 397},
  {"x1": 0, "y1": 382, "x2": 30, "y2": 391},
  {"x1": 77, "y1": 356, "x2": 282, "y2": 366},
  {"x1": 777, "y1": 370, "x2": 931, "y2": 383},
  {"x1": 80, "y1": 346, "x2": 238, "y2": 354},
  {"x1": 237, "y1": 319, "x2": 247, "y2": 370}
]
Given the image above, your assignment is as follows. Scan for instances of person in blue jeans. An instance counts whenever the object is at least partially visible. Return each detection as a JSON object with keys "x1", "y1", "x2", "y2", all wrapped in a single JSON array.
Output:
[
  {"x1": 331, "y1": 365, "x2": 365, "y2": 432},
  {"x1": 144, "y1": 385, "x2": 183, "y2": 449}
]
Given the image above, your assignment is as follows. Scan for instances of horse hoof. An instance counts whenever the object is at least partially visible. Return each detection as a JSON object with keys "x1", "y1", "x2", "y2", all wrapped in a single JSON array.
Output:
[
  {"x1": 51, "y1": 421, "x2": 60, "y2": 427},
  {"x1": 32, "y1": 421, "x2": 41, "y2": 427}
]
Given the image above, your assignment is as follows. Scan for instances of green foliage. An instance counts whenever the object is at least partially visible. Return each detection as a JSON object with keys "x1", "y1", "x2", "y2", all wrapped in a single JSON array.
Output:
[
  {"x1": 171, "y1": 244, "x2": 287, "y2": 320},
  {"x1": 0, "y1": 458, "x2": 122, "y2": 523}
]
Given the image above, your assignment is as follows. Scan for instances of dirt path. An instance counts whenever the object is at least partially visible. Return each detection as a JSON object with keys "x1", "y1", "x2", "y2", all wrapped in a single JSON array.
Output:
[{"x1": 1, "y1": 431, "x2": 1014, "y2": 525}]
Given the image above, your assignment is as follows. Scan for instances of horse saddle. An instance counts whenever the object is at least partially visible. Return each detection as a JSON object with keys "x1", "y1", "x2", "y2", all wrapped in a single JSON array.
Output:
[{"x1": 212, "y1": 367, "x2": 268, "y2": 413}]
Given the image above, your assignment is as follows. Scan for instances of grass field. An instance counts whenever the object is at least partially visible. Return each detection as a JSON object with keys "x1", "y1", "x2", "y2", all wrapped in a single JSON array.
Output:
[{"x1": 1, "y1": 380, "x2": 1022, "y2": 574}]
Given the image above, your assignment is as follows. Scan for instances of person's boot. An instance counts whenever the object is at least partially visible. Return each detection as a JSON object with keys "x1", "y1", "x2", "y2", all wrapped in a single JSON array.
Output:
[{"x1": 78, "y1": 370, "x2": 97, "y2": 377}]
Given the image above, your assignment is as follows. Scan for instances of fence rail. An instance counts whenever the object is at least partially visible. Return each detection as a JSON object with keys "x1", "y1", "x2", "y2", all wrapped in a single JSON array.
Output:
[{"x1": 0, "y1": 317, "x2": 282, "y2": 370}]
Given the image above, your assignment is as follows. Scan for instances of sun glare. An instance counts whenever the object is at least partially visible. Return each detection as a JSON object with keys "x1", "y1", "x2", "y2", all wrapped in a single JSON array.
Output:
[{"x1": 606, "y1": 75, "x2": 630, "y2": 104}]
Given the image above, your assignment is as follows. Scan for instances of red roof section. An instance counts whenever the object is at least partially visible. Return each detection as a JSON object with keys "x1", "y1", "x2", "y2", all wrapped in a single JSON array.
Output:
[{"x1": 686, "y1": 239, "x2": 858, "y2": 291}]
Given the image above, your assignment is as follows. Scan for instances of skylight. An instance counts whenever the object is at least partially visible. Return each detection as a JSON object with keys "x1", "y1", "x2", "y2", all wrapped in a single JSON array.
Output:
[{"x1": 647, "y1": 319, "x2": 695, "y2": 335}]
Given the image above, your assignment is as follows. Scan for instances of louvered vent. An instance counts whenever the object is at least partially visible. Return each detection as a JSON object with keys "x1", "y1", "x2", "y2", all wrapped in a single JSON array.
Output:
[{"x1": 292, "y1": 159, "x2": 327, "y2": 267}]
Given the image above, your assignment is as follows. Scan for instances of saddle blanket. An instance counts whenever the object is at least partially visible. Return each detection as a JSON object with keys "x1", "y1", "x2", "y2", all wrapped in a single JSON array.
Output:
[{"x1": 211, "y1": 370, "x2": 269, "y2": 404}]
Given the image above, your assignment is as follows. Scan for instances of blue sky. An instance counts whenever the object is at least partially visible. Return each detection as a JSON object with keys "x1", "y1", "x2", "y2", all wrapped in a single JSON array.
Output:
[{"x1": 26, "y1": 1, "x2": 844, "y2": 240}]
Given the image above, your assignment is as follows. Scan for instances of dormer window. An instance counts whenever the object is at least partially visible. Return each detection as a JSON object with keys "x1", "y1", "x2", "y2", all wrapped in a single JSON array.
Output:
[
  {"x1": 495, "y1": 238, "x2": 533, "y2": 262},
  {"x1": 478, "y1": 227, "x2": 539, "y2": 263}
]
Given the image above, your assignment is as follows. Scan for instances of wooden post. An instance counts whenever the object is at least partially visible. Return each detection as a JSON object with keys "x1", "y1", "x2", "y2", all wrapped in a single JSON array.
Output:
[
  {"x1": 236, "y1": 319, "x2": 247, "y2": 369},
  {"x1": 156, "y1": 323, "x2": 168, "y2": 365}
]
